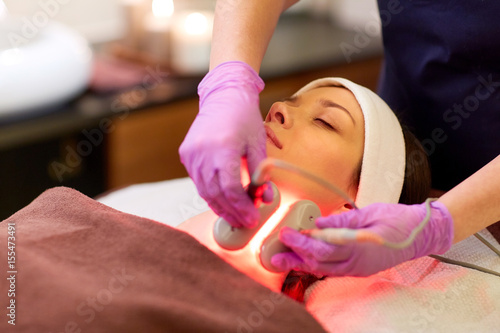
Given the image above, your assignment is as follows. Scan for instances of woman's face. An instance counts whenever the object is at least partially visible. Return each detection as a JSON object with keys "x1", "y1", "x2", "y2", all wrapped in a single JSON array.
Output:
[{"x1": 264, "y1": 86, "x2": 365, "y2": 215}]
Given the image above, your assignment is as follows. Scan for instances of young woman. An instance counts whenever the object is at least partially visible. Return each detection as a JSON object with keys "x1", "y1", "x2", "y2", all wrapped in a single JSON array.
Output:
[
  {"x1": 178, "y1": 77, "x2": 431, "y2": 295},
  {"x1": 180, "y1": 0, "x2": 500, "y2": 280}
]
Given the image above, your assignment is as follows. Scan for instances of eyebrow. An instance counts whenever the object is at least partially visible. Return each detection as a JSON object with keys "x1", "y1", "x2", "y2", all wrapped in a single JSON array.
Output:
[
  {"x1": 281, "y1": 96, "x2": 299, "y2": 104},
  {"x1": 318, "y1": 98, "x2": 356, "y2": 125},
  {"x1": 282, "y1": 95, "x2": 356, "y2": 125}
]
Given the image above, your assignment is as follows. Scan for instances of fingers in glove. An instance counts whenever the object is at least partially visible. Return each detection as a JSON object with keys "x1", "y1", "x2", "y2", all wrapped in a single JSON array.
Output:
[
  {"x1": 271, "y1": 252, "x2": 306, "y2": 271},
  {"x1": 245, "y1": 127, "x2": 273, "y2": 204},
  {"x1": 196, "y1": 171, "x2": 243, "y2": 227},
  {"x1": 224, "y1": 187, "x2": 259, "y2": 228},
  {"x1": 271, "y1": 251, "x2": 349, "y2": 276},
  {"x1": 185, "y1": 147, "x2": 256, "y2": 228},
  {"x1": 315, "y1": 209, "x2": 362, "y2": 229},
  {"x1": 261, "y1": 182, "x2": 274, "y2": 203},
  {"x1": 217, "y1": 158, "x2": 260, "y2": 228},
  {"x1": 278, "y1": 227, "x2": 352, "y2": 262}
]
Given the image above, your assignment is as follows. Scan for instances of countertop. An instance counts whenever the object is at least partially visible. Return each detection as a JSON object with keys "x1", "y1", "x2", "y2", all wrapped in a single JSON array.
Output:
[{"x1": 0, "y1": 14, "x2": 382, "y2": 150}]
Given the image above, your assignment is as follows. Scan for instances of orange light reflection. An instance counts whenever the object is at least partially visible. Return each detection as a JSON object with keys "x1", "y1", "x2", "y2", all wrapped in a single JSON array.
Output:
[{"x1": 249, "y1": 191, "x2": 299, "y2": 256}]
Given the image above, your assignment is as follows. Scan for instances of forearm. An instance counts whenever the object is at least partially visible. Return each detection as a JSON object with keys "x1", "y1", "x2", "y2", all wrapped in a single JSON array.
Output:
[
  {"x1": 210, "y1": 0, "x2": 299, "y2": 72},
  {"x1": 438, "y1": 154, "x2": 500, "y2": 243}
]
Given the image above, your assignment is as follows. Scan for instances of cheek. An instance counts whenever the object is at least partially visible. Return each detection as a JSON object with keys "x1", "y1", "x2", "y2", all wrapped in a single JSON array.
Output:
[
  {"x1": 266, "y1": 138, "x2": 356, "y2": 214},
  {"x1": 267, "y1": 134, "x2": 320, "y2": 160},
  {"x1": 268, "y1": 171, "x2": 347, "y2": 216},
  {"x1": 267, "y1": 132, "x2": 355, "y2": 183},
  {"x1": 292, "y1": 135, "x2": 352, "y2": 181}
]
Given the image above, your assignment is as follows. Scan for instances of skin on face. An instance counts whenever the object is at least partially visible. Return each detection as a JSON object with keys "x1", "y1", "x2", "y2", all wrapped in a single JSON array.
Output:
[
  {"x1": 178, "y1": 86, "x2": 365, "y2": 290},
  {"x1": 264, "y1": 86, "x2": 365, "y2": 215}
]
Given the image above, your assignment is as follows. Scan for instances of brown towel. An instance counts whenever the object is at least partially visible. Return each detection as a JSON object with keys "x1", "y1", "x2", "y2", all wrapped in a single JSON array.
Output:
[{"x1": 0, "y1": 187, "x2": 326, "y2": 333}]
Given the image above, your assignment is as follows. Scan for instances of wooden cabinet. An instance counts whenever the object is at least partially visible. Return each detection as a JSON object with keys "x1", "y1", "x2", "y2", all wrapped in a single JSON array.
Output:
[
  {"x1": 106, "y1": 98, "x2": 200, "y2": 188},
  {"x1": 106, "y1": 56, "x2": 383, "y2": 189}
]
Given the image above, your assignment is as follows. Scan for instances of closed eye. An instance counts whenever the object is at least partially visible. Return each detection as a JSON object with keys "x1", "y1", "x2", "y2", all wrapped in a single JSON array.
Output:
[{"x1": 315, "y1": 118, "x2": 335, "y2": 130}]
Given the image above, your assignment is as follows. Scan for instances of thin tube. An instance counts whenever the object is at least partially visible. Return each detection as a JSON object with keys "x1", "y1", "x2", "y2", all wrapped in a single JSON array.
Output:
[
  {"x1": 429, "y1": 254, "x2": 500, "y2": 278},
  {"x1": 309, "y1": 198, "x2": 436, "y2": 248},
  {"x1": 474, "y1": 233, "x2": 500, "y2": 258},
  {"x1": 252, "y1": 159, "x2": 500, "y2": 268},
  {"x1": 251, "y1": 158, "x2": 358, "y2": 210},
  {"x1": 381, "y1": 198, "x2": 435, "y2": 249},
  {"x1": 429, "y1": 233, "x2": 500, "y2": 278}
]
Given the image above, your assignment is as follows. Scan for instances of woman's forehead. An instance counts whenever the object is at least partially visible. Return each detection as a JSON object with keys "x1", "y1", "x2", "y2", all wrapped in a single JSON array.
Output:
[
  {"x1": 303, "y1": 85, "x2": 352, "y2": 100},
  {"x1": 301, "y1": 86, "x2": 364, "y2": 121}
]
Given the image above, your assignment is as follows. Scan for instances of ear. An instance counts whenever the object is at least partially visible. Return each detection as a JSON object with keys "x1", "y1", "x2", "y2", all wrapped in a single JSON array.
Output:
[
  {"x1": 340, "y1": 202, "x2": 355, "y2": 213},
  {"x1": 327, "y1": 202, "x2": 355, "y2": 216}
]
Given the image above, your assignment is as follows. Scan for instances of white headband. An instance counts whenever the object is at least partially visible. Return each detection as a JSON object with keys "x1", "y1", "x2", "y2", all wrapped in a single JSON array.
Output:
[{"x1": 293, "y1": 78, "x2": 406, "y2": 208}]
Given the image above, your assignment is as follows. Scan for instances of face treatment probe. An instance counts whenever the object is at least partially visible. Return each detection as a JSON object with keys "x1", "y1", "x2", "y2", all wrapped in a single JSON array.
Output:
[
  {"x1": 302, "y1": 198, "x2": 437, "y2": 249},
  {"x1": 301, "y1": 228, "x2": 385, "y2": 245}
]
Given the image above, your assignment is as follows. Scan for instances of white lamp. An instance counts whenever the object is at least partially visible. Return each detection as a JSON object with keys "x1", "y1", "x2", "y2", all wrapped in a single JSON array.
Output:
[
  {"x1": 171, "y1": 10, "x2": 213, "y2": 75},
  {"x1": 0, "y1": 16, "x2": 93, "y2": 116},
  {"x1": 142, "y1": 0, "x2": 174, "y2": 62}
]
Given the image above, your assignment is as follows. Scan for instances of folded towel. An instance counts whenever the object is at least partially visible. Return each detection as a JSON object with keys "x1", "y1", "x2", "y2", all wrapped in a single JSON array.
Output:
[{"x1": 0, "y1": 187, "x2": 326, "y2": 333}]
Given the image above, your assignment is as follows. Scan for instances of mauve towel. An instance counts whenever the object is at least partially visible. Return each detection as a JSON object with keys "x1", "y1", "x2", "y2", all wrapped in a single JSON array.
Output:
[{"x1": 0, "y1": 187, "x2": 326, "y2": 333}]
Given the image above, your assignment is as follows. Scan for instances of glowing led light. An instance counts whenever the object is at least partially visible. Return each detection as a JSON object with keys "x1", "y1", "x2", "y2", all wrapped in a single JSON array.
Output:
[
  {"x1": 184, "y1": 12, "x2": 209, "y2": 35},
  {"x1": 247, "y1": 189, "x2": 301, "y2": 256},
  {"x1": 248, "y1": 204, "x2": 292, "y2": 255},
  {"x1": 152, "y1": 0, "x2": 174, "y2": 18}
]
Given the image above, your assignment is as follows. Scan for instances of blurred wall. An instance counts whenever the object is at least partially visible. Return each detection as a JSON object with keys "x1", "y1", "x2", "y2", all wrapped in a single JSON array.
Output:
[
  {"x1": 2, "y1": 0, "x2": 219, "y2": 44},
  {"x1": 3, "y1": 0, "x2": 124, "y2": 43},
  {"x1": 2, "y1": 0, "x2": 379, "y2": 44}
]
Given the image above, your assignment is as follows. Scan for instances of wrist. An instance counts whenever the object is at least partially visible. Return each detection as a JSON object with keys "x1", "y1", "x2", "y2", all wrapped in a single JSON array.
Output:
[
  {"x1": 198, "y1": 61, "x2": 265, "y2": 98},
  {"x1": 430, "y1": 200, "x2": 455, "y2": 251},
  {"x1": 414, "y1": 200, "x2": 454, "y2": 258}
]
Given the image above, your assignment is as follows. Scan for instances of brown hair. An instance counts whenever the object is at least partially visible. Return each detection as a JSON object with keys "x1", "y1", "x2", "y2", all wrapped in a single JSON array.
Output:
[{"x1": 281, "y1": 125, "x2": 431, "y2": 302}]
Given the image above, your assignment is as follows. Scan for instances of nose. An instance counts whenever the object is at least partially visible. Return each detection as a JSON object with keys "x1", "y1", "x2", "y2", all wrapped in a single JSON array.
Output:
[{"x1": 265, "y1": 102, "x2": 293, "y2": 129}]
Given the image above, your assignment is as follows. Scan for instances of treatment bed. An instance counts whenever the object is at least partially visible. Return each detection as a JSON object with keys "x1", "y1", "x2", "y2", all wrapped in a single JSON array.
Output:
[
  {"x1": 1, "y1": 178, "x2": 499, "y2": 332},
  {"x1": 98, "y1": 177, "x2": 500, "y2": 332}
]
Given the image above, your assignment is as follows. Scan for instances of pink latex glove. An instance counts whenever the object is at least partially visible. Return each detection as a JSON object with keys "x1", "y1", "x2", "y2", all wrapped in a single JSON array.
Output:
[
  {"x1": 271, "y1": 201, "x2": 454, "y2": 276},
  {"x1": 179, "y1": 61, "x2": 269, "y2": 228}
]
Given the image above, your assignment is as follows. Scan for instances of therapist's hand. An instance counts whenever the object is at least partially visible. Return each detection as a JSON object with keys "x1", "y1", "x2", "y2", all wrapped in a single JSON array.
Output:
[
  {"x1": 179, "y1": 61, "x2": 267, "y2": 228},
  {"x1": 271, "y1": 201, "x2": 455, "y2": 276}
]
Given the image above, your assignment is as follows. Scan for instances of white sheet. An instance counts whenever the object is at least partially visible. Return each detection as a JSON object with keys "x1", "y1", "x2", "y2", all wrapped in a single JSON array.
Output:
[
  {"x1": 305, "y1": 228, "x2": 500, "y2": 333},
  {"x1": 97, "y1": 178, "x2": 209, "y2": 227}
]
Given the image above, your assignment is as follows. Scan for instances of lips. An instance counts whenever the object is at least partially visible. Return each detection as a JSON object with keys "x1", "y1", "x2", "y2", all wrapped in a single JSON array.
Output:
[{"x1": 265, "y1": 126, "x2": 283, "y2": 149}]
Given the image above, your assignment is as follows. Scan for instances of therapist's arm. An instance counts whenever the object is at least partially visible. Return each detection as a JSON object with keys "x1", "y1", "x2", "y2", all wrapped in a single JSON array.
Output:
[
  {"x1": 179, "y1": 0, "x2": 300, "y2": 228},
  {"x1": 438, "y1": 154, "x2": 500, "y2": 243},
  {"x1": 210, "y1": 0, "x2": 300, "y2": 72}
]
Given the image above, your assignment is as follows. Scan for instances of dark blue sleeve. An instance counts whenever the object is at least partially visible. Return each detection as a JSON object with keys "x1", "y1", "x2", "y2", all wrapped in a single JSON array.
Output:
[{"x1": 377, "y1": 0, "x2": 500, "y2": 191}]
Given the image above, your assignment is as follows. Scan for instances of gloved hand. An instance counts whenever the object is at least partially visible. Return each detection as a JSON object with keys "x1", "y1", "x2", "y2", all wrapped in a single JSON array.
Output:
[
  {"x1": 271, "y1": 201, "x2": 455, "y2": 276},
  {"x1": 179, "y1": 61, "x2": 270, "y2": 228}
]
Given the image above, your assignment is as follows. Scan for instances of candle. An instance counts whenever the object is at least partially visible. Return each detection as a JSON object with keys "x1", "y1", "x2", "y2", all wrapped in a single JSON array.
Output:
[
  {"x1": 143, "y1": 0, "x2": 174, "y2": 63},
  {"x1": 121, "y1": 0, "x2": 146, "y2": 49},
  {"x1": 171, "y1": 11, "x2": 213, "y2": 76}
]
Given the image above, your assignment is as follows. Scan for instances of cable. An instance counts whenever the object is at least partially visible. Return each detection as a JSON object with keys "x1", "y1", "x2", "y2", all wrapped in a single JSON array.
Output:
[
  {"x1": 251, "y1": 158, "x2": 500, "y2": 276},
  {"x1": 474, "y1": 233, "x2": 500, "y2": 258},
  {"x1": 429, "y1": 255, "x2": 500, "y2": 278},
  {"x1": 251, "y1": 158, "x2": 358, "y2": 210},
  {"x1": 251, "y1": 158, "x2": 433, "y2": 249},
  {"x1": 429, "y1": 232, "x2": 500, "y2": 279},
  {"x1": 305, "y1": 198, "x2": 436, "y2": 249},
  {"x1": 381, "y1": 198, "x2": 436, "y2": 249}
]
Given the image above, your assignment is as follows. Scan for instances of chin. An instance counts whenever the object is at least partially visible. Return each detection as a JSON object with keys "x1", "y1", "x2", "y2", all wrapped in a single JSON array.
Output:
[{"x1": 269, "y1": 174, "x2": 345, "y2": 216}]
